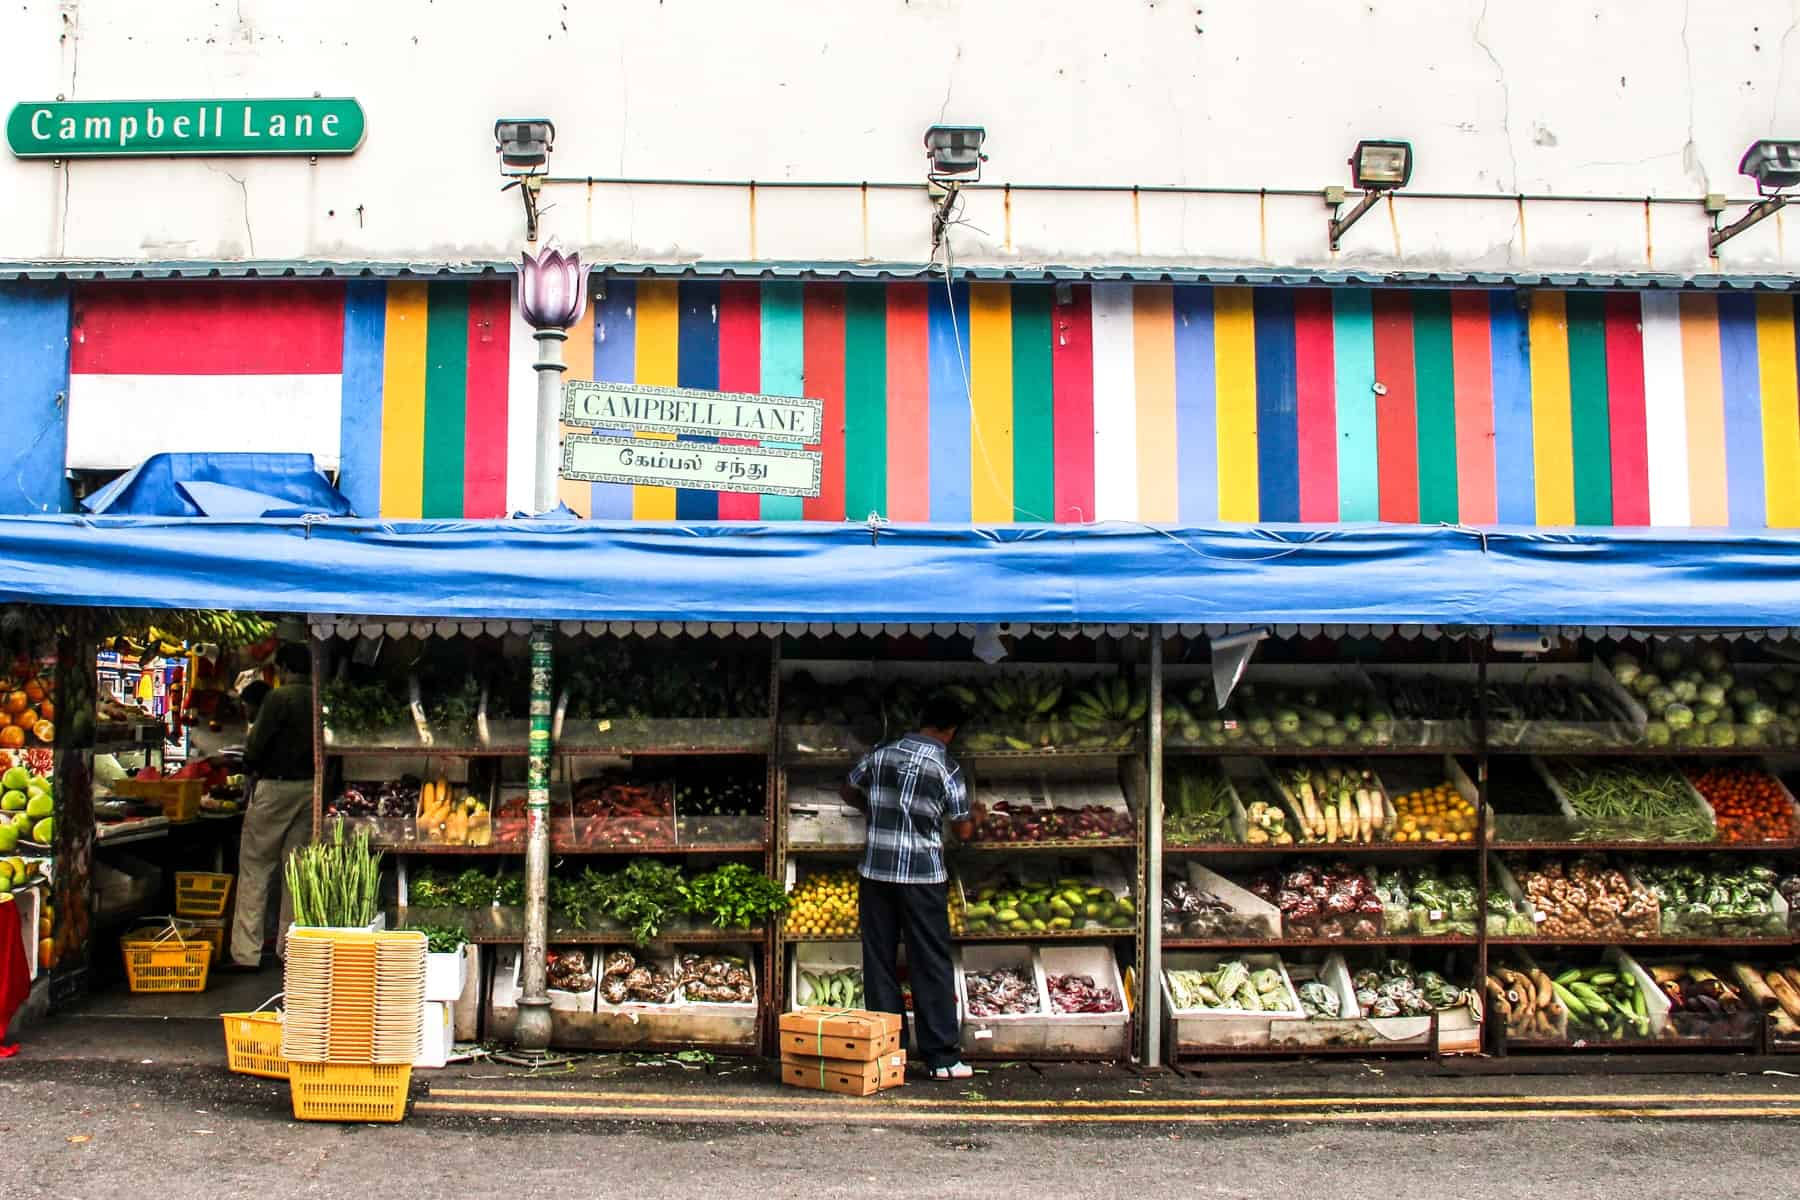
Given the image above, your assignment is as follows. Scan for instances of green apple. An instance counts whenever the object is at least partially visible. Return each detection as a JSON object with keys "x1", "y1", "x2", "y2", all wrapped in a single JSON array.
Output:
[
  {"x1": 0, "y1": 790, "x2": 22, "y2": 812},
  {"x1": 30, "y1": 816, "x2": 50, "y2": 843},
  {"x1": 0, "y1": 827, "x2": 15, "y2": 854},
  {"x1": 2, "y1": 766, "x2": 30, "y2": 791},
  {"x1": 24, "y1": 792, "x2": 51, "y2": 820}
]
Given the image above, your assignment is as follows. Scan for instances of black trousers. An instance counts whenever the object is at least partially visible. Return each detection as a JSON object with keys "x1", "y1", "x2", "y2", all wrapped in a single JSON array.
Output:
[{"x1": 860, "y1": 876, "x2": 961, "y2": 1069}]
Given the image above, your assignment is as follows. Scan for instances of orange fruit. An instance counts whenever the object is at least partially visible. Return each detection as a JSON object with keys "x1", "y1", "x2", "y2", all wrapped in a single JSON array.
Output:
[
  {"x1": 4, "y1": 692, "x2": 27, "y2": 715},
  {"x1": 32, "y1": 719, "x2": 53, "y2": 743},
  {"x1": 23, "y1": 680, "x2": 44, "y2": 704},
  {"x1": 0, "y1": 726, "x2": 25, "y2": 748},
  {"x1": 36, "y1": 699, "x2": 52, "y2": 721},
  {"x1": 38, "y1": 938, "x2": 53, "y2": 970},
  {"x1": 14, "y1": 710, "x2": 35, "y2": 732}
]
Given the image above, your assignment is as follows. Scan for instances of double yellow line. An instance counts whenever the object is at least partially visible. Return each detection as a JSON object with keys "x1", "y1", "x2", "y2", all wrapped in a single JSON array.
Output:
[{"x1": 417, "y1": 1087, "x2": 1800, "y2": 1126}]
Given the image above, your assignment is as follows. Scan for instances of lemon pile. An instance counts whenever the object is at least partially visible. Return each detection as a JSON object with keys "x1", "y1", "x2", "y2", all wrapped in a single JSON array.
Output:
[
  {"x1": 786, "y1": 867, "x2": 860, "y2": 938},
  {"x1": 1392, "y1": 783, "x2": 1477, "y2": 843}
]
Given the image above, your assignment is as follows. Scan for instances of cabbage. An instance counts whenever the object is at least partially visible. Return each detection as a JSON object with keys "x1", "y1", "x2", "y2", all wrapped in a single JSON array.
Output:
[
  {"x1": 1645, "y1": 721, "x2": 1671, "y2": 746},
  {"x1": 1664, "y1": 703, "x2": 1694, "y2": 729},
  {"x1": 1656, "y1": 647, "x2": 1687, "y2": 674}
]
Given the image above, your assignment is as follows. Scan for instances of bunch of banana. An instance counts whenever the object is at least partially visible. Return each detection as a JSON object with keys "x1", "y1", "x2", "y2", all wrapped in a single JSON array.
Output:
[
  {"x1": 1064, "y1": 678, "x2": 1147, "y2": 749},
  {"x1": 798, "y1": 967, "x2": 865, "y2": 1009}
]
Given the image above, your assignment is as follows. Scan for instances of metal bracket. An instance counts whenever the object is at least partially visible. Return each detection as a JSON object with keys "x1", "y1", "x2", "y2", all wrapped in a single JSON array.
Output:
[
  {"x1": 504, "y1": 176, "x2": 546, "y2": 242},
  {"x1": 1328, "y1": 190, "x2": 1383, "y2": 251},
  {"x1": 1709, "y1": 194, "x2": 1791, "y2": 255}
]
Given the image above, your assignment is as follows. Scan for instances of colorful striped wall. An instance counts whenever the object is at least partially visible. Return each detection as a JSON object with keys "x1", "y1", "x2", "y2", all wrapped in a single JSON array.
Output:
[
  {"x1": 13, "y1": 277, "x2": 1800, "y2": 529},
  {"x1": 553, "y1": 280, "x2": 1800, "y2": 529}
]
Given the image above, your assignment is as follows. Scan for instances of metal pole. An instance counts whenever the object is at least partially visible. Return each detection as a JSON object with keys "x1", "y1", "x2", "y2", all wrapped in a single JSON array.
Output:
[
  {"x1": 1143, "y1": 634, "x2": 1164, "y2": 1066},
  {"x1": 531, "y1": 328, "x2": 568, "y2": 515},
  {"x1": 514, "y1": 623, "x2": 555, "y2": 1049}
]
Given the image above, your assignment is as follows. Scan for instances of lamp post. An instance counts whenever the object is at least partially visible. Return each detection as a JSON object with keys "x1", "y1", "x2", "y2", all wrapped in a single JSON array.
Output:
[{"x1": 513, "y1": 247, "x2": 586, "y2": 1052}]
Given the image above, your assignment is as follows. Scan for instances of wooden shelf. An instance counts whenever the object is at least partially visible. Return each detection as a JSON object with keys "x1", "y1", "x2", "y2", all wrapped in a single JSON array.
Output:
[
  {"x1": 1490, "y1": 839, "x2": 1799, "y2": 853},
  {"x1": 1162, "y1": 841, "x2": 1477, "y2": 855},
  {"x1": 1489, "y1": 936, "x2": 1794, "y2": 948},
  {"x1": 1163, "y1": 935, "x2": 1477, "y2": 949},
  {"x1": 1166, "y1": 745, "x2": 1478, "y2": 757},
  {"x1": 953, "y1": 837, "x2": 1137, "y2": 852}
]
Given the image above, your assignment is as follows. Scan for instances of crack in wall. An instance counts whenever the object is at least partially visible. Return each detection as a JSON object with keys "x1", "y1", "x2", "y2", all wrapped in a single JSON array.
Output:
[
  {"x1": 1679, "y1": 0, "x2": 1709, "y2": 191},
  {"x1": 1472, "y1": 0, "x2": 1518, "y2": 195},
  {"x1": 203, "y1": 162, "x2": 256, "y2": 257},
  {"x1": 1773, "y1": 3, "x2": 1800, "y2": 133}
]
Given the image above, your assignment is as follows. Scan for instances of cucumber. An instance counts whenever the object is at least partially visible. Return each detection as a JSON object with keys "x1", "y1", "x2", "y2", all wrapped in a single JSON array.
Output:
[{"x1": 1553, "y1": 981, "x2": 1589, "y2": 1019}]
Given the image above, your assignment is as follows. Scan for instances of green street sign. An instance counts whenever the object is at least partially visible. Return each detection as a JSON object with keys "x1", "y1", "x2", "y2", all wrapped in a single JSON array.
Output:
[{"x1": 6, "y1": 98, "x2": 365, "y2": 158}]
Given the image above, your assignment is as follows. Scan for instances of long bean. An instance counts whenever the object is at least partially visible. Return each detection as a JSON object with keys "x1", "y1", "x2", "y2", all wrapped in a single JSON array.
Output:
[{"x1": 1550, "y1": 760, "x2": 1714, "y2": 842}]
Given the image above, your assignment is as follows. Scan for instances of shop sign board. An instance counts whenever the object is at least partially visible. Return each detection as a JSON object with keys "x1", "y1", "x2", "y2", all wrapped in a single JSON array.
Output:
[
  {"x1": 5, "y1": 98, "x2": 366, "y2": 158},
  {"x1": 562, "y1": 380, "x2": 823, "y2": 444},
  {"x1": 561, "y1": 434, "x2": 822, "y2": 497}
]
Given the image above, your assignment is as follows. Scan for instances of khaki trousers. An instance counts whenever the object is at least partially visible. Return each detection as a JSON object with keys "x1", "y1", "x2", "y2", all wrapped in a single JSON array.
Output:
[{"x1": 230, "y1": 778, "x2": 313, "y2": 966}]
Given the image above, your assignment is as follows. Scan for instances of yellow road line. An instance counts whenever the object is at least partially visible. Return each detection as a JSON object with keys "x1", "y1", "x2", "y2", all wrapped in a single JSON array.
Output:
[
  {"x1": 414, "y1": 1100, "x2": 1800, "y2": 1125},
  {"x1": 426, "y1": 1087, "x2": 1800, "y2": 1111}
]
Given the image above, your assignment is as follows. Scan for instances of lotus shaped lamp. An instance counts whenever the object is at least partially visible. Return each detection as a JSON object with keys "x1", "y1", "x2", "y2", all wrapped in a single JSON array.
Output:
[{"x1": 519, "y1": 248, "x2": 585, "y2": 330}]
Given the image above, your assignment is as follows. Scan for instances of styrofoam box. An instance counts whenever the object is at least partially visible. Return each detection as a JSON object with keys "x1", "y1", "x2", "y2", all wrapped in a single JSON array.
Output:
[
  {"x1": 957, "y1": 943, "x2": 1050, "y2": 1057},
  {"x1": 788, "y1": 941, "x2": 863, "y2": 1010},
  {"x1": 1374, "y1": 754, "x2": 1495, "y2": 838},
  {"x1": 515, "y1": 947, "x2": 599, "y2": 1013},
  {"x1": 426, "y1": 950, "x2": 469, "y2": 1003},
  {"x1": 1607, "y1": 946, "x2": 1673, "y2": 1037},
  {"x1": 675, "y1": 944, "x2": 760, "y2": 1011},
  {"x1": 1037, "y1": 943, "x2": 1130, "y2": 1056},
  {"x1": 1259, "y1": 758, "x2": 1397, "y2": 844},
  {"x1": 1163, "y1": 952, "x2": 1305, "y2": 1050},
  {"x1": 415, "y1": 1001, "x2": 452, "y2": 1069},
  {"x1": 592, "y1": 947, "x2": 680, "y2": 1010}
]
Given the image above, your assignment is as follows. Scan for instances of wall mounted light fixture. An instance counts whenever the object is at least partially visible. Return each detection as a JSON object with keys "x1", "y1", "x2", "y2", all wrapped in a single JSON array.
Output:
[
  {"x1": 1709, "y1": 139, "x2": 1800, "y2": 255},
  {"x1": 1327, "y1": 139, "x2": 1413, "y2": 251},
  {"x1": 496, "y1": 117, "x2": 557, "y2": 241},
  {"x1": 925, "y1": 124, "x2": 987, "y2": 251}
]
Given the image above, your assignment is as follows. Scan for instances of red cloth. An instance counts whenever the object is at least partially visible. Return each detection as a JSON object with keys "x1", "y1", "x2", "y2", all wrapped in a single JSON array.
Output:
[{"x1": 0, "y1": 895, "x2": 30, "y2": 1047}]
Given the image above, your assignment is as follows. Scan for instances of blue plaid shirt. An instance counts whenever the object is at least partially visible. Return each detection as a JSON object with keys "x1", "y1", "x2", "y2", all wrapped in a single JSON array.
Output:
[{"x1": 847, "y1": 733, "x2": 969, "y2": 885}]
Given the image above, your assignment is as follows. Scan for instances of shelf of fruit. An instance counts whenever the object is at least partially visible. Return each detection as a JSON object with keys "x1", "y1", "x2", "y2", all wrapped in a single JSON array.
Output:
[
  {"x1": 1164, "y1": 935, "x2": 1479, "y2": 949},
  {"x1": 0, "y1": 764, "x2": 53, "y2": 851}
]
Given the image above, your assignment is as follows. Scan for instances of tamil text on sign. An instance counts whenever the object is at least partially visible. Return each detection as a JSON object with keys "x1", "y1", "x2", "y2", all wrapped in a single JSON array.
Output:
[{"x1": 561, "y1": 434, "x2": 822, "y2": 498}]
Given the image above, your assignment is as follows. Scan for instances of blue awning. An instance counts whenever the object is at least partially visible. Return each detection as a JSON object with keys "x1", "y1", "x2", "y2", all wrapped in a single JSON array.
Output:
[{"x1": 0, "y1": 517, "x2": 1796, "y2": 629}]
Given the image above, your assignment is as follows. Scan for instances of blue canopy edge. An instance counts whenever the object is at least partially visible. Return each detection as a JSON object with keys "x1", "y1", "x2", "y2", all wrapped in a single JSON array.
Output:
[{"x1": 0, "y1": 517, "x2": 1794, "y2": 628}]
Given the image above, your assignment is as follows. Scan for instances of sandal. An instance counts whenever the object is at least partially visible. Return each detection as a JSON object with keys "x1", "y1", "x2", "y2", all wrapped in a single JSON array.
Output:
[{"x1": 928, "y1": 1062, "x2": 974, "y2": 1080}]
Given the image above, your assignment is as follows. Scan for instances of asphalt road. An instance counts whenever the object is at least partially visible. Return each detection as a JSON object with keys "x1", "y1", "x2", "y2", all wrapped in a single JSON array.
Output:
[{"x1": 5, "y1": 1056, "x2": 1800, "y2": 1200}]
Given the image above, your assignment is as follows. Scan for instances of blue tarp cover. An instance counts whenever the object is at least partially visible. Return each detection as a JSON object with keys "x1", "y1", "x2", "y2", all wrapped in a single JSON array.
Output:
[
  {"x1": 0, "y1": 517, "x2": 1794, "y2": 628},
  {"x1": 82, "y1": 453, "x2": 354, "y2": 518}
]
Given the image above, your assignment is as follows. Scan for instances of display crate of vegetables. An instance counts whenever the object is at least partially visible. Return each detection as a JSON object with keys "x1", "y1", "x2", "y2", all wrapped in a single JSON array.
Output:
[
  {"x1": 564, "y1": 771, "x2": 676, "y2": 849},
  {"x1": 1263, "y1": 760, "x2": 1396, "y2": 845},
  {"x1": 1633, "y1": 959, "x2": 1769, "y2": 1043},
  {"x1": 325, "y1": 772, "x2": 424, "y2": 846},
  {"x1": 1161, "y1": 863, "x2": 1281, "y2": 943},
  {"x1": 1367, "y1": 662, "x2": 1645, "y2": 751},
  {"x1": 1611, "y1": 644, "x2": 1800, "y2": 749},
  {"x1": 964, "y1": 767, "x2": 1136, "y2": 847},
  {"x1": 1038, "y1": 943, "x2": 1130, "y2": 1057},
  {"x1": 1370, "y1": 863, "x2": 1482, "y2": 938},
  {"x1": 1633, "y1": 862, "x2": 1789, "y2": 939},
  {"x1": 789, "y1": 942, "x2": 866, "y2": 1010},
  {"x1": 1373, "y1": 755, "x2": 1490, "y2": 844},
  {"x1": 954, "y1": 860, "x2": 1137, "y2": 937},
  {"x1": 320, "y1": 676, "x2": 430, "y2": 750},
  {"x1": 1682, "y1": 765, "x2": 1800, "y2": 844},
  {"x1": 1245, "y1": 862, "x2": 1388, "y2": 942},
  {"x1": 1481, "y1": 754, "x2": 1578, "y2": 844},
  {"x1": 474, "y1": 656, "x2": 534, "y2": 748},
  {"x1": 1266, "y1": 954, "x2": 1450, "y2": 1052},
  {"x1": 1534, "y1": 757, "x2": 1716, "y2": 843},
  {"x1": 554, "y1": 637, "x2": 771, "y2": 754},
  {"x1": 1730, "y1": 962, "x2": 1800, "y2": 1045},
  {"x1": 1164, "y1": 667, "x2": 1405, "y2": 751},
  {"x1": 1161, "y1": 952, "x2": 1304, "y2": 1051},
  {"x1": 1162, "y1": 761, "x2": 1249, "y2": 846},
  {"x1": 1492, "y1": 949, "x2": 1667, "y2": 1048},
  {"x1": 399, "y1": 867, "x2": 527, "y2": 942},
  {"x1": 957, "y1": 943, "x2": 1052, "y2": 1056},
  {"x1": 673, "y1": 761, "x2": 767, "y2": 847},
  {"x1": 1497, "y1": 855, "x2": 1661, "y2": 941}
]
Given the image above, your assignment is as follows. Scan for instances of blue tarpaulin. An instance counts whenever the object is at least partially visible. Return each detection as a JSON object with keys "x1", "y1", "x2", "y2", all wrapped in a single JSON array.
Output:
[
  {"x1": 0, "y1": 516, "x2": 1795, "y2": 628},
  {"x1": 82, "y1": 453, "x2": 355, "y2": 518}
]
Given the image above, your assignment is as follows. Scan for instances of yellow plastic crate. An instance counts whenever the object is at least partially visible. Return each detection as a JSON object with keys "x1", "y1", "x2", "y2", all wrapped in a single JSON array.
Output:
[
  {"x1": 113, "y1": 778, "x2": 205, "y2": 823},
  {"x1": 288, "y1": 1062, "x2": 411, "y2": 1123},
  {"x1": 121, "y1": 926, "x2": 212, "y2": 993},
  {"x1": 221, "y1": 1006, "x2": 288, "y2": 1080},
  {"x1": 175, "y1": 872, "x2": 233, "y2": 918}
]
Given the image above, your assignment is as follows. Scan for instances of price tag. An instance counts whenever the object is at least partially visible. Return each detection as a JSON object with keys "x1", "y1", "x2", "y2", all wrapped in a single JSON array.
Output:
[
  {"x1": 1533, "y1": 911, "x2": 1547, "y2": 924},
  {"x1": 596, "y1": 719, "x2": 613, "y2": 733},
  {"x1": 974, "y1": 1028, "x2": 994, "y2": 1040},
  {"x1": 1429, "y1": 910, "x2": 1445, "y2": 922}
]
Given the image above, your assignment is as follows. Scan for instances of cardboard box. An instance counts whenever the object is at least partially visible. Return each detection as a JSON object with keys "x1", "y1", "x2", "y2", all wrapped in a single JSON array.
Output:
[
  {"x1": 780, "y1": 1049, "x2": 907, "y2": 1096},
  {"x1": 778, "y1": 1007, "x2": 903, "y2": 1061}
]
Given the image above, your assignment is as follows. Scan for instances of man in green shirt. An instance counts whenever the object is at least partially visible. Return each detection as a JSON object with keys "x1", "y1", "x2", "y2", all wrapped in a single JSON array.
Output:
[{"x1": 225, "y1": 644, "x2": 316, "y2": 971}]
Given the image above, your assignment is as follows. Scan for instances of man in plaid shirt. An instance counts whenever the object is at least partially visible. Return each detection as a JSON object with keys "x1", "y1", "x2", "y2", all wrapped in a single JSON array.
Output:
[{"x1": 841, "y1": 693, "x2": 976, "y2": 1080}]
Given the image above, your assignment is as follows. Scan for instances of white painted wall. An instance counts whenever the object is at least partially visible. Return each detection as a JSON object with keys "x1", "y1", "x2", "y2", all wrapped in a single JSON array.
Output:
[{"x1": 5, "y1": 0, "x2": 1800, "y2": 274}]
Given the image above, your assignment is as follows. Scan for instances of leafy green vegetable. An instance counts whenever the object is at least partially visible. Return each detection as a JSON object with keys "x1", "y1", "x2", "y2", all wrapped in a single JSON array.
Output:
[
  {"x1": 681, "y1": 862, "x2": 790, "y2": 929},
  {"x1": 404, "y1": 923, "x2": 469, "y2": 954},
  {"x1": 321, "y1": 680, "x2": 410, "y2": 736}
]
